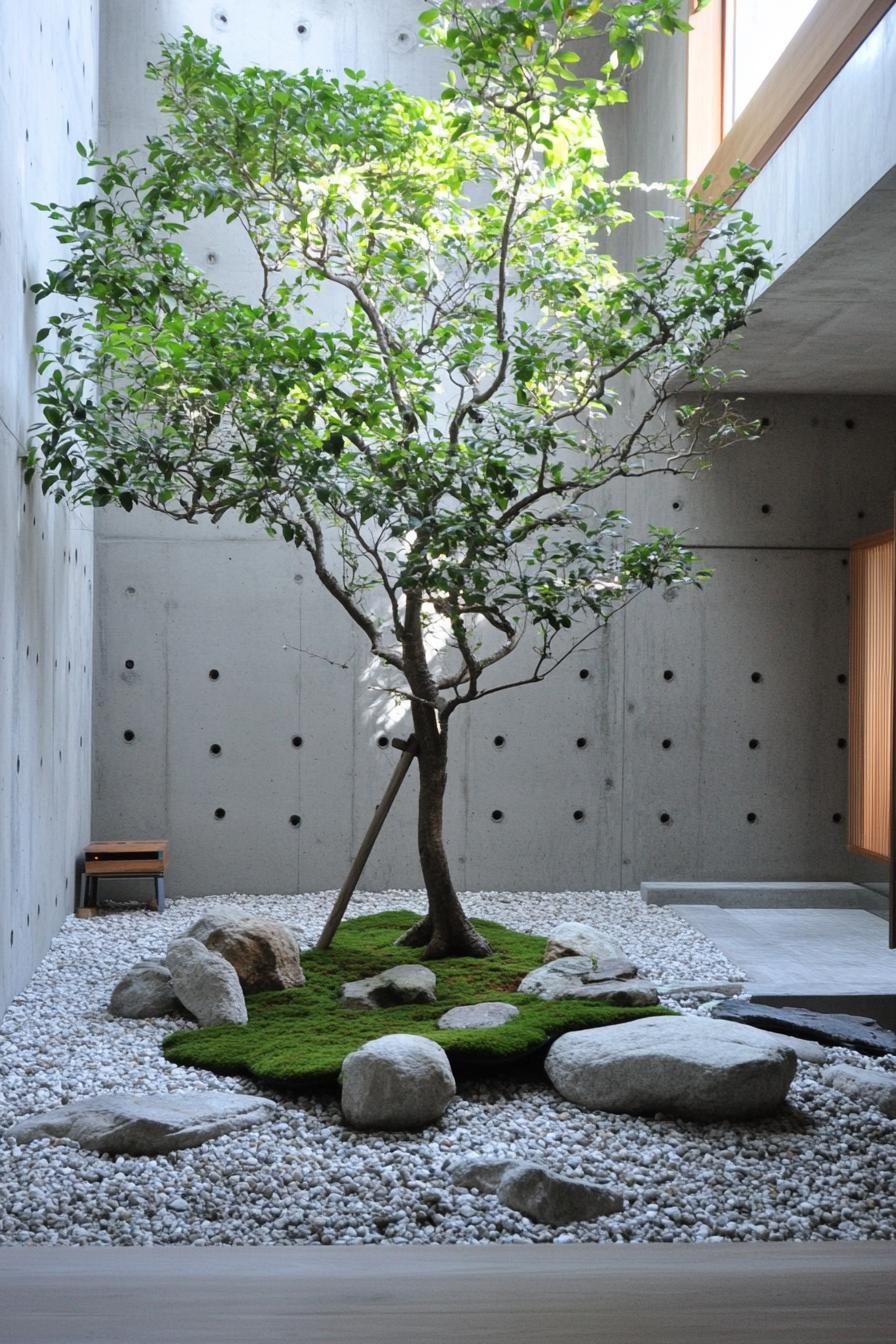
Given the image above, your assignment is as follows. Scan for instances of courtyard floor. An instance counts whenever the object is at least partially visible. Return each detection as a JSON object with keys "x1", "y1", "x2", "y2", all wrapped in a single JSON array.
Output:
[{"x1": 1, "y1": 890, "x2": 894, "y2": 1246}]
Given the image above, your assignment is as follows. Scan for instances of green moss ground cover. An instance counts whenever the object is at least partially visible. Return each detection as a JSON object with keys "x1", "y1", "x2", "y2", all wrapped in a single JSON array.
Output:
[{"x1": 162, "y1": 910, "x2": 672, "y2": 1091}]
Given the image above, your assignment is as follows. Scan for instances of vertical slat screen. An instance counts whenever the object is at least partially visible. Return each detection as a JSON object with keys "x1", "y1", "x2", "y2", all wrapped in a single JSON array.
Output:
[{"x1": 848, "y1": 530, "x2": 895, "y2": 862}]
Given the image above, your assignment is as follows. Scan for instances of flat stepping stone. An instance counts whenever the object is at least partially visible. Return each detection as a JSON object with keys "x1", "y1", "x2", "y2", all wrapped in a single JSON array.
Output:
[
  {"x1": 563, "y1": 978, "x2": 659, "y2": 1007},
  {"x1": 656, "y1": 980, "x2": 745, "y2": 998},
  {"x1": 711, "y1": 999, "x2": 896, "y2": 1057},
  {"x1": 518, "y1": 957, "x2": 639, "y2": 1000},
  {"x1": 822, "y1": 1064, "x2": 896, "y2": 1117},
  {"x1": 341, "y1": 964, "x2": 437, "y2": 1009},
  {"x1": 438, "y1": 1002, "x2": 519, "y2": 1030},
  {"x1": 9, "y1": 1092, "x2": 275, "y2": 1155},
  {"x1": 546, "y1": 1015, "x2": 797, "y2": 1120}
]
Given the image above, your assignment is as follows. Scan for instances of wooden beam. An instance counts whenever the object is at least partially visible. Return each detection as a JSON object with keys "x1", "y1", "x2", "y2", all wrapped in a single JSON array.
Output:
[
  {"x1": 848, "y1": 529, "x2": 894, "y2": 867},
  {"x1": 316, "y1": 736, "x2": 418, "y2": 949},
  {"x1": 692, "y1": 0, "x2": 895, "y2": 196},
  {"x1": 685, "y1": 0, "x2": 724, "y2": 184}
]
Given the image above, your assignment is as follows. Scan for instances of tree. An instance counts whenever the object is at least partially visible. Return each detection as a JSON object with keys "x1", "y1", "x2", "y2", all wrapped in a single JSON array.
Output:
[{"x1": 29, "y1": 1, "x2": 772, "y2": 958}]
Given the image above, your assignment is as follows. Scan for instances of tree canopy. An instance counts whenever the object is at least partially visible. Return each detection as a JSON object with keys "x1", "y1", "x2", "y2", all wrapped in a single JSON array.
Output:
[
  {"x1": 29, "y1": 0, "x2": 771, "y2": 715},
  {"x1": 27, "y1": 0, "x2": 772, "y2": 955}
]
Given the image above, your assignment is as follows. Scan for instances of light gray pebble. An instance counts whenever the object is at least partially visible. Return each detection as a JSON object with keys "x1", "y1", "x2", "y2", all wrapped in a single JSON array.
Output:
[{"x1": 1, "y1": 889, "x2": 894, "y2": 1247}]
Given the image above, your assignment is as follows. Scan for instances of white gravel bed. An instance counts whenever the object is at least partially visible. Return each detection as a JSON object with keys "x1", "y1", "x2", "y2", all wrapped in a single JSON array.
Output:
[{"x1": 1, "y1": 889, "x2": 894, "y2": 1246}]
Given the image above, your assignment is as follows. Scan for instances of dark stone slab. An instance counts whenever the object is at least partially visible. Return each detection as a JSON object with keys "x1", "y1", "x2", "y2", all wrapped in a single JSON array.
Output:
[{"x1": 710, "y1": 999, "x2": 896, "y2": 1057}]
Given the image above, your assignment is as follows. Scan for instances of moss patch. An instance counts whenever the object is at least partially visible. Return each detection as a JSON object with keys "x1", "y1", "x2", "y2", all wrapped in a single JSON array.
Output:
[{"x1": 162, "y1": 909, "x2": 672, "y2": 1091}]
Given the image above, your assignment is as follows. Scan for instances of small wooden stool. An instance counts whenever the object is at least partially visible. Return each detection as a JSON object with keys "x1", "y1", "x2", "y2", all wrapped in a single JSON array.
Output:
[{"x1": 78, "y1": 840, "x2": 169, "y2": 915}]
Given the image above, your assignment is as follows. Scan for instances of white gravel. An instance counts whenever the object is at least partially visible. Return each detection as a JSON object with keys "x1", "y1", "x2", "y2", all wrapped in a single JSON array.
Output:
[{"x1": 1, "y1": 889, "x2": 894, "y2": 1246}]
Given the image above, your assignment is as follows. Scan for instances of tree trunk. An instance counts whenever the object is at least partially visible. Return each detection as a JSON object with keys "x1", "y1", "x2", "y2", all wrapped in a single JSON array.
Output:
[{"x1": 396, "y1": 699, "x2": 492, "y2": 959}]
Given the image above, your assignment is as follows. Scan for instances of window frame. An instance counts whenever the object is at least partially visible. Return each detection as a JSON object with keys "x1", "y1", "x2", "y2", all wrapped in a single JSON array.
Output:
[{"x1": 686, "y1": 0, "x2": 895, "y2": 197}]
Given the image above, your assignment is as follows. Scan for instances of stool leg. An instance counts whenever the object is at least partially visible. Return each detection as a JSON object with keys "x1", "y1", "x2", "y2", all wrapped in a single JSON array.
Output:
[
  {"x1": 79, "y1": 871, "x2": 88, "y2": 910},
  {"x1": 154, "y1": 876, "x2": 166, "y2": 913}
]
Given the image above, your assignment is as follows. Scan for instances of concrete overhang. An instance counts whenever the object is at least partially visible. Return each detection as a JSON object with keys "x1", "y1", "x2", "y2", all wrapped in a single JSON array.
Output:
[{"x1": 707, "y1": 4, "x2": 896, "y2": 394}]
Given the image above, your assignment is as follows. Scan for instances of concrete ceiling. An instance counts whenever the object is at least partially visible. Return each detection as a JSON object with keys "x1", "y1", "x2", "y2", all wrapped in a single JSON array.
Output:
[{"x1": 721, "y1": 166, "x2": 896, "y2": 394}]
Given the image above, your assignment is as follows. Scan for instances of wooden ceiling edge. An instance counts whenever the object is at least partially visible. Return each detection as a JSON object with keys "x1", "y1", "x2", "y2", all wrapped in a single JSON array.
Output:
[{"x1": 689, "y1": 0, "x2": 896, "y2": 202}]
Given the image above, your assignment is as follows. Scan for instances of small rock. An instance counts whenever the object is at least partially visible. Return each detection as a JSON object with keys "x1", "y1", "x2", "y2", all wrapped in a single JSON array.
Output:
[
  {"x1": 565, "y1": 978, "x2": 659, "y2": 1007},
  {"x1": 822, "y1": 1064, "x2": 896, "y2": 1117},
  {"x1": 544, "y1": 921, "x2": 625, "y2": 965},
  {"x1": 109, "y1": 963, "x2": 180, "y2": 1019},
  {"x1": 206, "y1": 918, "x2": 304, "y2": 994},
  {"x1": 656, "y1": 980, "x2": 745, "y2": 998},
  {"x1": 438, "y1": 1003, "x2": 520, "y2": 1030},
  {"x1": 519, "y1": 959, "x2": 642, "y2": 1001},
  {"x1": 341, "y1": 964, "x2": 437, "y2": 1009},
  {"x1": 9, "y1": 1092, "x2": 275, "y2": 1155},
  {"x1": 545, "y1": 1015, "x2": 797, "y2": 1120},
  {"x1": 339, "y1": 1034, "x2": 455, "y2": 1130},
  {"x1": 711, "y1": 1000, "x2": 896, "y2": 1057},
  {"x1": 451, "y1": 1157, "x2": 515, "y2": 1192},
  {"x1": 166, "y1": 938, "x2": 247, "y2": 1027},
  {"x1": 495, "y1": 1163, "x2": 624, "y2": 1225}
]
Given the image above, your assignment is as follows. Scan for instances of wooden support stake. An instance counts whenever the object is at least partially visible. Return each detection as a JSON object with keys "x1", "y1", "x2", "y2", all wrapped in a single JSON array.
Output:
[{"x1": 316, "y1": 735, "x2": 418, "y2": 949}]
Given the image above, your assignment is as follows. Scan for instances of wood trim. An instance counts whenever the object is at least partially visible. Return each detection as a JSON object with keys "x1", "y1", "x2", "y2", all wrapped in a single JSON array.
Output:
[
  {"x1": 685, "y1": 0, "x2": 725, "y2": 183},
  {"x1": 851, "y1": 529, "x2": 895, "y2": 552},
  {"x1": 84, "y1": 859, "x2": 166, "y2": 875},
  {"x1": 691, "y1": 0, "x2": 895, "y2": 195},
  {"x1": 847, "y1": 529, "x2": 894, "y2": 864},
  {"x1": 890, "y1": 494, "x2": 896, "y2": 948},
  {"x1": 86, "y1": 839, "x2": 169, "y2": 853}
]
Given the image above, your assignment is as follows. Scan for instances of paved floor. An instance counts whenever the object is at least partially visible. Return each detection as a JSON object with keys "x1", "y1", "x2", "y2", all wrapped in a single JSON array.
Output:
[
  {"x1": 1, "y1": 1245, "x2": 894, "y2": 1344},
  {"x1": 673, "y1": 905, "x2": 896, "y2": 995}
]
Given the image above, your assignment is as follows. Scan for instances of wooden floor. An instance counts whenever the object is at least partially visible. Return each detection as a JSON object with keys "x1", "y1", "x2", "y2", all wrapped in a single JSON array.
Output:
[{"x1": 1, "y1": 1244, "x2": 893, "y2": 1343}]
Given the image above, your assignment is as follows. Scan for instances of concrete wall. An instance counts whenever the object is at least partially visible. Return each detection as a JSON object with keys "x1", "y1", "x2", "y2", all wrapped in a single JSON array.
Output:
[
  {"x1": 91, "y1": 1, "x2": 892, "y2": 899},
  {"x1": 0, "y1": 0, "x2": 99, "y2": 1010}
]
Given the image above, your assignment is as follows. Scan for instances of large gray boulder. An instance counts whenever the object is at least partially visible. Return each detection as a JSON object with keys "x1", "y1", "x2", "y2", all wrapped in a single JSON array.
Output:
[
  {"x1": 438, "y1": 1002, "x2": 519, "y2": 1030},
  {"x1": 109, "y1": 962, "x2": 180, "y2": 1019},
  {"x1": 340, "y1": 1033, "x2": 455, "y2": 1130},
  {"x1": 544, "y1": 921, "x2": 625, "y2": 965},
  {"x1": 205, "y1": 918, "x2": 304, "y2": 994},
  {"x1": 545, "y1": 1015, "x2": 797, "y2": 1120},
  {"x1": 822, "y1": 1064, "x2": 896, "y2": 1117},
  {"x1": 752, "y1": 1030, "x2": 826, "y2": 1064},
  {"x1": 182, "y1": 911, "x2": 305, "y2": 994},
  {"x1": 166, "y1": 937, "x2": 247, "y2": 1027},
  {"x1": 496, "y1": 1163, "x2": 624, "y2": 1225},
  {"x1": 183, "y1": 907, "x2": 249, "y2": 944},
  {"x1": 341, "y1": 964, "x2": 437, "y2": 1009},
  {"x1": 9, "y1": 1091, "x2": 275, "y2": 1155}
]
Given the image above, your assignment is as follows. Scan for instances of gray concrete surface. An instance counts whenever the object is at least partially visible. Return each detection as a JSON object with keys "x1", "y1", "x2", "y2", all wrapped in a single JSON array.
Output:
[
  {"x1": 720, "y1": 8, "x2": 896, "y2": 394},
  {"x1": 0, "y1": 0, "x2": 98, "y2": 1011},
  {"x1": 672, "y1": 905, "x2": 896, "y2": 996},
  {"x1": 643, "y1": 882, "x2": 888, "y2": 913},
  {"x1": 1, "y1": 1244, "x2": 894, "y2": 1344}
]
